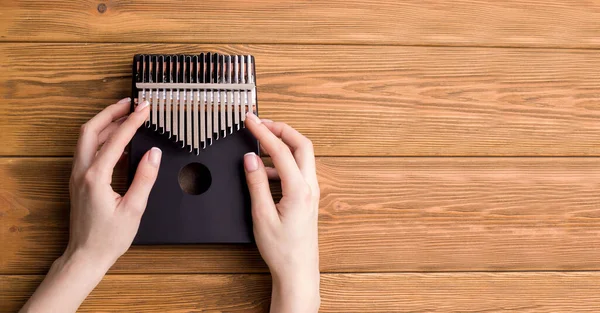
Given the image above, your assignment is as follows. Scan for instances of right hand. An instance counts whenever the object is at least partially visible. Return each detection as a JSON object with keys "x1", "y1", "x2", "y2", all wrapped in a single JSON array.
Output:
[{"x1": 243, "y1": 112, "x2": 320, "y2": 313}]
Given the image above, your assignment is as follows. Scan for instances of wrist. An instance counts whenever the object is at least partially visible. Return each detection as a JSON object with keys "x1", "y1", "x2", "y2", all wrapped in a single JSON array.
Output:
[
  {"x1": 50, "y1": 249, "x2": 110, "y2": 296},
  {"x1": 20, "y1": 248, "x2": 111, "y2": 313},
  {"x1": 58, "y1": 246, "x2": 113, "y2": 277},
  {"x1": 62, "y1": 244, "x2": 117, "y2": 272},
  {"x1": 271, "y1": 271, "x2": 320, "y2": 313}
]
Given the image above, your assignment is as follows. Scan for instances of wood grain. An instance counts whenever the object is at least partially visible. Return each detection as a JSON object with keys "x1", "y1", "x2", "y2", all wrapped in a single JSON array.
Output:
[
  {"x1": 4, "y1": 0, "x2": 600, "y2": 309},
  {"x1": 2, "y1": 157, "x2": 600, "y2": 274},
  {"x1": 3, "y1": 273, "x2": 600, "y2": 312},
  {"x1": 2, "y1": 44, "x2": 600, "y2": 157},
  {"x1": 2, "y1": 1, "x2": 600, "y2": 48}
]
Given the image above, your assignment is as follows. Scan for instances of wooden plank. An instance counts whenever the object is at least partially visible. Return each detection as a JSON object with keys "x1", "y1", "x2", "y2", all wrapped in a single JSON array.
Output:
[
  {"x1": 2, "y1": 44, "x2": 600, "y2": 157},
  {"x1": 3, "y1": 273, "x2": 600, "y2": 312},
  {"x1": 2, "y1": 157, "x2": 600, "y2": 274},
  {"x1": 2, "y1": 1, "x2": 600, "y2": 48},
  {"x1": 2, "y1": 274, "x2": 271, "y2": 312}
]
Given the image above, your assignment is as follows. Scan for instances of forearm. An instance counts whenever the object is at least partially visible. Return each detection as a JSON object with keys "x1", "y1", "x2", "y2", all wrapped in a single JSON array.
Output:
[{"x1": 20, "y1": 250, "x2": 110, "y2": 313}]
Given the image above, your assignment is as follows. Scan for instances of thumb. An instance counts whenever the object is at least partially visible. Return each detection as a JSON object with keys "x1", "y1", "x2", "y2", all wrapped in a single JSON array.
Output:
[
  {"x1": 244, "y1": 152, "x2": 278, "y2": 225},
  {"x1": 122, "y1": 147, "x2": 162, "y2": 214}
]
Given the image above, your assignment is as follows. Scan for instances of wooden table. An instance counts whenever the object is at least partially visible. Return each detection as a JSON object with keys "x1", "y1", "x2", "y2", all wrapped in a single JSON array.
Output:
[{"x1": 2, "y1": 1, "x2": 600, "y2": 311}]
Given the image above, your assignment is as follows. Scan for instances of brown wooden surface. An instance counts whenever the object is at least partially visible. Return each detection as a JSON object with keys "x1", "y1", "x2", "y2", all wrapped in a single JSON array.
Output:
[
  {"x1": 2, "y1": 1, "x2": 600, "y2": 48},
  {"x1": 2, "y1": 0, "x2": 600, "y2": 312},
  {"x1": 2, "y1": 44, "x2": 600, "y2": 157},
  {"x1": 3, "y1": 273, "x2": 600, "y2": 312},
  {"x1": 3, "y1": 157, "x2": 600, "y2": 275}
]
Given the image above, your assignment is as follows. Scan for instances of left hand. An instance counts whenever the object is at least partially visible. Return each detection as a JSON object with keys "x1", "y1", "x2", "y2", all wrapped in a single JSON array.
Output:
[
  {"x1": 20, "y1": 98, "x2": 160, "y2": 313},
  {"x1": 65, "y1": 97, "x2": 160, "y2": 268}
]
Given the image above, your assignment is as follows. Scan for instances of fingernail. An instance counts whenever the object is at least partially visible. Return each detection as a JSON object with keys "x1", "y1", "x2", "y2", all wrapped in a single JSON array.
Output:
[
  {"x1": 261, "y1": 118, "x2": 273, "y2": 123},
  {"x1": 149, "y1": 147, "x2": 162, "y2": 167},
  {"x1": 136, "y1": 100, "x2": 149, "y2": 112},
  {"x1": 244, "y1": 152, "x2": 258, "y2": 172},
  {"x1": 118, "y1": 97, "x2": 131, "y2": 104},
  {"x1": 246, "y1": 112, "x2": 261, "y2": 124}
]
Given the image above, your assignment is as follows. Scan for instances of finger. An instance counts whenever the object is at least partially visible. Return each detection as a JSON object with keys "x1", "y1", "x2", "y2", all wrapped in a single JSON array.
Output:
[
  {"x1": 92, "y1": 101, "x2": 149, "y2": 178},
  {"x1": 259, "y1": 144, "x2": 269, "y2": 157},
  {"x1": 262, "y1": 121, "x2": 317, "y2": 184},
  {"x1": 74, "y1": 97, "x2": 131, "y2": 174},
  {"x1": 98, "y1": 117, "x2": 127, "y2": 145},
  {"x1": 266, "y1": 167, "x2": 279, "y2": 180},
  {"x1": 115, "y1": 150, "x2": 129, "y2": 178},
  {"x1": 260, "y1": 157, "x2": 279, "y2": 179},
  {"x1": 258, "y1": 119, "x2": 273, "y2": 156},
  {"x1": 244, "y1": 152, "x2": 279, "y2": 224},
  {"x1": 120, "y1": 147, "x2": 162, "y2": 215},
  {"x1": 245, "y1": 112, "x2": 305, "y2": 195},
  {"x1": 93, "y1": 150, "x2": 129, "y2": 187}
]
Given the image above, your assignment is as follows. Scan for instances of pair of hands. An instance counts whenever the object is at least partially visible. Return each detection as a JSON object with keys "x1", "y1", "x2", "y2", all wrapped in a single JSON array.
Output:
[{"x1": 21, "y1": 98, "x2": 320, "y2": 313}]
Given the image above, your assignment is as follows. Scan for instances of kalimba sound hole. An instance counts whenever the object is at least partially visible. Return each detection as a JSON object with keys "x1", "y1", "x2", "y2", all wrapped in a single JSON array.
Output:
[{"x1": 178, "y1": 162, "x2": 212, "y2": 195}]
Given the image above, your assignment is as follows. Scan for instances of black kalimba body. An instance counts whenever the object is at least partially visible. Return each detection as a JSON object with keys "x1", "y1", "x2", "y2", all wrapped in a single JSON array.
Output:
[{"x1": 128, "y1": 53, "x2": 258, "y2": 244}]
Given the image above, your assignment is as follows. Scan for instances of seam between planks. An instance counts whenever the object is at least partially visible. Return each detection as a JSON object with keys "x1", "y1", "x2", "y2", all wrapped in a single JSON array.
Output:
[
  {"x1": 4, "y1": 270, "x2": 600, "y2": 276},
  {"x1": 3, "y1": 156, "x2": 600, "y2": 159},
  {"x1": 1, "y1": 41, "x2": 600, "y2": 51}
]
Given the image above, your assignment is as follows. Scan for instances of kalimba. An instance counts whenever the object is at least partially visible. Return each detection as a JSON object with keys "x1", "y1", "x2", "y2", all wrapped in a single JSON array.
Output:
[{"x1": 128, "y1": 53, "x2": 258, "y2": 244}]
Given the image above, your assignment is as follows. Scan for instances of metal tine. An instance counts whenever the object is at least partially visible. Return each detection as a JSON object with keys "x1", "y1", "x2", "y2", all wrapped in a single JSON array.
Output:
[
  {"x1": 158, "y1": 55, "x2": 165, "y2": 134},
  {"x1": 240, "y1": 54, "x2": 246, "y2": 125},
  {"x1": 220, "y1": 55, "x2": 226, "y2": 138},
  {"x1": 144, "y1": 54, "x2": 151, "y2": 83},
  {"x1": 179, "y1": 55, "x2": 186, "y2": 148},
  {"x1": 148, "y1": 55, "x2": 153, "y2": 124},
  {"x1": 226, "y1": 55, "x2": 233, "y2": 135},
  {"x1": 212, "y1": 53, "x2": 219, "y2": 141},
  {"x1": 141, "y1": 55, "x2": 148, "y2": 126},
  {"x1": 200, "y1": 53, "x2": 206, "y2": 150},
  {"x1": 151, "y1": 55, "x2": 159, "y2": 131},
  {"x1": 166, "y1": 55, "x2": 172, "y2": 138},
  {"x1": 248, "y1": 55, "x2": 256, "y2": 116},
  {"x1": 137, "y1": 55, "x2": 149, "y2": 127},
  {"x1": 145, "y1": 55, "x2": 153, "y2": 128},
  {"x1": 186, "y1": 56, "x2": 193, "y2": 152},
  {"x1": 192, "y1": 55, "x2": 200, "y2": 154},
  {"x1": 206, "y1": 53, "x2": 213, "y2": 146},
  {"x1": 172, "y1": 55, "x2": 179, "y2": 141},
  {"x1": 135, "y1": 56, "x2": 140, "y2": 91},
  {"x1": 234, "y1": 55, "x2": 240, "y2": 130}
]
